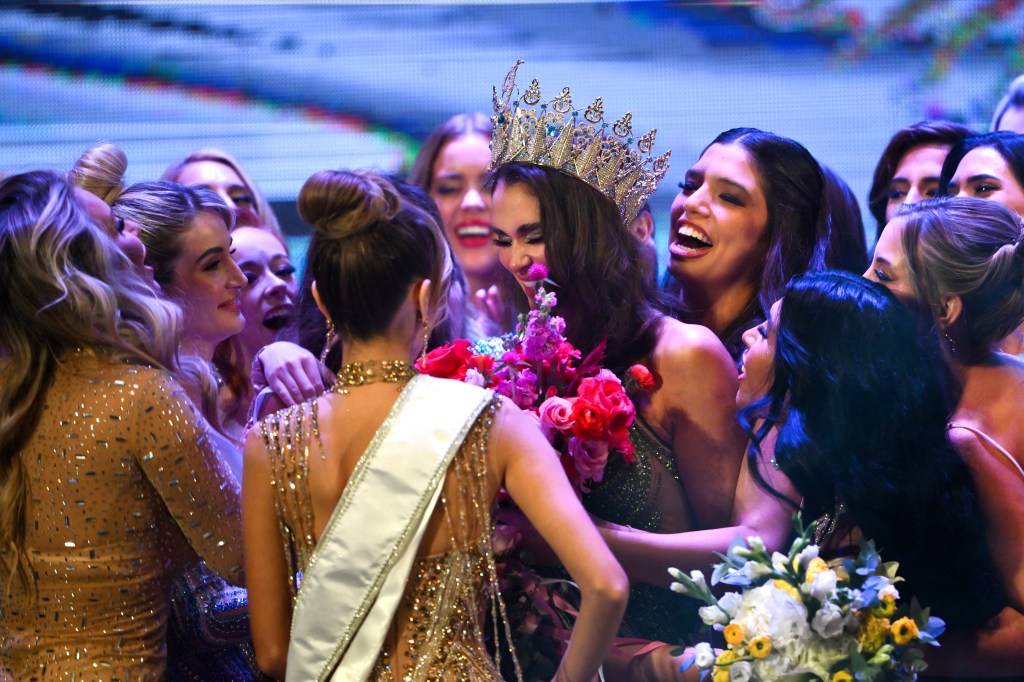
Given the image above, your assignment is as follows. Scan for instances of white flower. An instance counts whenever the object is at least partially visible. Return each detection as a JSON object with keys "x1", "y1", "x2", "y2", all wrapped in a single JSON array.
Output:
[
  {"x1": 730, "y1": 660, "x2": 753, "y2": 682},
  {"x1": 878, "y1": 583, "x2": 900, "y2": 601},
  {"x1": 687, "y1": 569, "x2": 708, "y2": 593},
  {"x1": 771, "y1": 551, "x2": 790, "y2": 572},
  {"x1": 698, "y1": 604, "x2": 729, "y2": 626},
  {"x1": 692, "y1": 642, "x2": 715, "y2": 669},
  {"x1": 719, "y1": 591, "x2": 743, "y2": 617},
  {"x1": 734, "y1": 583, "x2": 811, "y2": 652},
  {"x1": 741, "y1": 560, "x2": 772, "y2": 581},
  {"x1": 807, "y1": 569, "x2": 838, "y2": 602},
  {"x1": 463, "y1": 368, "x2": 486, "y2": 387},
  {"x1": 746, "y1": 536, "x2": 767, "y2": 554},
  {"x1": 795, "y1": 544, "x2": 820, "y2": 570},
  {"x1": 811, "y1": 601, "x2": 845, "y2": 638}
]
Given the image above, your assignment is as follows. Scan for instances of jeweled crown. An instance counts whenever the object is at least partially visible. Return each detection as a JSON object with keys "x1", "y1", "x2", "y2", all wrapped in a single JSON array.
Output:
[{"x1": 488, "y1": 60, "x2": 671, "y2": 225}]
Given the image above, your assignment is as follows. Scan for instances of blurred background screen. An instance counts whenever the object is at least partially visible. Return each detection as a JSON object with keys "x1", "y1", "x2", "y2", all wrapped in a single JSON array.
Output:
[{"x1": 2, "y1": 0, "x2": 1021, "y2": 264}]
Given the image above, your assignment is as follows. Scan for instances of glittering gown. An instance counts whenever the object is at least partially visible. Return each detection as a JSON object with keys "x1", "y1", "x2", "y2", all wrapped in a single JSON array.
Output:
[
  {"x1": 0, "y1": 352, "x2": 243, "y2": 681},
  {"x1": 583, "y1": 416, "x2": 702, "y2": 645},
  {"x1": 262, "y1": 393, "x2": 517, "y2": 681}
]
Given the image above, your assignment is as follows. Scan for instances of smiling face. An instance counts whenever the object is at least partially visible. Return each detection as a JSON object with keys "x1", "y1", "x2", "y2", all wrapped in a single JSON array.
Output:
[
  {"x1": 166, "y1": 210, "x2": 247, "y2": 358},
  {"x1": 429, "y1": 133, "x2": 499, "y2": 288},
  {"x1": 231, "y1": 226, "x2": 298, "y2": 355},
  {"x1": 885, "y1": 144, "x2": 950, "y2": 222},
  {"x1": 667, "y1": 142, "x2": 770, "y2": 298},
  {"x1": 738, "y1": 299, "x2": 780, "y2": 407},
  {"x1": 490, "y1": 180, "x2": 546, "y2": 302},
  {"x1": 174, "y1": 160, "x2": 261, "y2": 227},
  {"x1": 863, "y1": 217, "x2": 915, "y2": 306},
  {"x1": 947, "y1": 146, "x2": 1024, "y2": 216}
]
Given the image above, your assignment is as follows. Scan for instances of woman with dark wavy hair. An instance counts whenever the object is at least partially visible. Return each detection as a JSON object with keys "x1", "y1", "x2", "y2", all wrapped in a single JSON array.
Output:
[
  {"x1": 866, "y1": 120, "x2": 974, "y2": 242},
  {"x1": 740, "y1": 269, "x2": 1018, "y2": 677},
  {"x1": 663, "y1": 127, "x2": 831, "y2": 363}
]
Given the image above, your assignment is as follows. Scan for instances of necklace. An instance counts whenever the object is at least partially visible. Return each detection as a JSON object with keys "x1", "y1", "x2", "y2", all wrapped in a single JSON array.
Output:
[{"x1": 330, "y1": 359, "x2": 417, "y2": 395}]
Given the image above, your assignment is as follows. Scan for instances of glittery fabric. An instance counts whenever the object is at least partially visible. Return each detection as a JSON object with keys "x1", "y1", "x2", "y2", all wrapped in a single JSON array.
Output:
[
  {"x1": 583, "y1": 417, "x2": 702, "y2": 644},
  {"x1": 165, "y1": 562, "x2": 264, "y2": 682},
  {"x1": 264, "y1": 396, "x2": 520, "y2": 681},
  {"x1": 0, "y1": 352, "x2": 243, "y2": 681}
]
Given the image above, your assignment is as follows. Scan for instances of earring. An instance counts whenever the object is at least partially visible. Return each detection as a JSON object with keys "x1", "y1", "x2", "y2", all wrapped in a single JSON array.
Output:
[
  {"x1": 944, "y1": 332, "x2": 957, "y2": 355},
  {"x1": 320, "y1": 320, "x2": 336, "y2": 366},
  {"x1": 421, "y1": 319, "x2": 430, "y2": 364}
]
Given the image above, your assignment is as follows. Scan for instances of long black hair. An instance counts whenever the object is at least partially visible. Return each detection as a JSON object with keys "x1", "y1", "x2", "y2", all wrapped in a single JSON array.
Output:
[{"x1": 740, "y1": 270, "x2": 1003, "y2": 628}]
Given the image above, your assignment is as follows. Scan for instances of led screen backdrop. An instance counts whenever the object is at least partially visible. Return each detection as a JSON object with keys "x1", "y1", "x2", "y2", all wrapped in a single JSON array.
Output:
[{"x1": 1, "y1": 0, "x2": 1021, "y2": 261}]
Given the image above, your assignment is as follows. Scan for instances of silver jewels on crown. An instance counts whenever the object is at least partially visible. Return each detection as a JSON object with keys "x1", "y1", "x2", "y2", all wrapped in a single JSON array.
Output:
[{"x1": 488, "y1": 60, "x2": 672, "y2": 225}]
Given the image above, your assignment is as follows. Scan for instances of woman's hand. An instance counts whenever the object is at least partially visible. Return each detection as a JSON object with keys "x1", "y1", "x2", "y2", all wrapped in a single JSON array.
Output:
[{"x1": 252, "y1": 341, "x2": 331, "y2": 406}]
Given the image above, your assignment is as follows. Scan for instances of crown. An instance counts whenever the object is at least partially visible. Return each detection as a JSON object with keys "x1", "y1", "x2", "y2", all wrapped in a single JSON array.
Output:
[{"x1": 488, "y1": 60, "x2": 671, "y2": 225}]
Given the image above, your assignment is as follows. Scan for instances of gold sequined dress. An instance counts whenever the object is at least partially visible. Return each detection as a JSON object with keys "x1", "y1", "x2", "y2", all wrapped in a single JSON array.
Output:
[
  {"x1": 262, "y1": 391, "x2": 518, "y2": 681},
  {"x1": 0, "y1": 352, "x2": 243, "y2": 681}
]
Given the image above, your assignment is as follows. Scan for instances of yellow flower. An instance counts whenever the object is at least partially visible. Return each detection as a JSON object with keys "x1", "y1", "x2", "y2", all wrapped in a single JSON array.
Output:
[
  {"x1": 871, "y1": 593, "x2": 896, "y2": 618},
  {"x1": 712, "y1": 650, "x2": 739, "y2": 682},
  {"x1": 723, "y1": 623, "x2": 746, "y2": 646},
  {"x1": 857, "y1": 614, "x2": 890, "y2": 653},
  {"x1": 804, "y1": 557, "x2": 828, "y2": 583},
  {"x1": 772, "y1": 579, "x2": 802, "y2": 602},
  {"x1": 831, "y1": 671, "x2": 853, "y2": 682},
  {"x1": 749, "y1": 635, "x2": 772, "y2": 658},
  {"x1": 891, "y1": 616, "x2": 920, "y2": 645}
]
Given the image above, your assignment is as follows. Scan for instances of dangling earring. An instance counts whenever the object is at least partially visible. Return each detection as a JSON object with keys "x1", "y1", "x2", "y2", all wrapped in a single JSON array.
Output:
[
  {"x1": 320, "y1": 320, "x2": 337, "y2": 366},
  {"x1": 421, "y1": 319, "x2": 430, "y2": 364},
  {"x1": 944, "y1": 332, "x2": 957, "y2": 355}
]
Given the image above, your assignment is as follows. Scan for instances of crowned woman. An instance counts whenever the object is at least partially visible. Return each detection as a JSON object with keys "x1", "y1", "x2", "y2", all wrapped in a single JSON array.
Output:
[
  {"x1": 242, "y1": 169, "x2": 627, "y2": 681},
  {"x1": 485, "y1": 62, "x2": 747, "y2": 678}
]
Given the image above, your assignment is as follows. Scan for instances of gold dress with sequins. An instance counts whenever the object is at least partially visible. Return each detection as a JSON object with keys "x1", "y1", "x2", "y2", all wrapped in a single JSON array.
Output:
[
  {"x1": 0, "y1": 353, "x2": 244, "y2": 681},
  {"x1": 263, "y1": 394, "x2": 519, "y2": 682}
]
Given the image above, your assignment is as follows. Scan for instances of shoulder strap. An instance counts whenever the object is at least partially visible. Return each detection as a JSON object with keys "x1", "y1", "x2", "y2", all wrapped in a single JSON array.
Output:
[
  {"x1": 947, "y1": 422, "x2": 1024, "y2": 482},
  {"x1": 286, "y1": 376, "x2": 492, "y2": 681}
]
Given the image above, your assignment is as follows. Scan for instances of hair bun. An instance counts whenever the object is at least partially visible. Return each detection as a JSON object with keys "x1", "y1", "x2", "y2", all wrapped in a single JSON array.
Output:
[
  {"x1": 298, "y1": 170, "x2": 401, "y2": 239},
  {"x1": 69, "y1": 142, "x2": 128, "y2": 204}
]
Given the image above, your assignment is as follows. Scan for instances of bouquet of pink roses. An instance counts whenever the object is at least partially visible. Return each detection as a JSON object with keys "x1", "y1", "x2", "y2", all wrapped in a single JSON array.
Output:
[{"x1": 418, "y1": 264, "x2": 647, "y2": 491}]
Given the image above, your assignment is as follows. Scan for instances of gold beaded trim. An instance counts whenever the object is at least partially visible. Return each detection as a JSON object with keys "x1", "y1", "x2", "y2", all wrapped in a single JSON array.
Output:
[{"x1": 330, "y1": 360, "x2": 417, "y2": 395}]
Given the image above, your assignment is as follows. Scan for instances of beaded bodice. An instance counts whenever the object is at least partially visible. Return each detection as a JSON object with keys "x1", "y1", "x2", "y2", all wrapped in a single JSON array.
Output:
[
  {"x1": 0, "y1": 353, "x2": 242, "y2": 681},
  {"x1": 583, "y1": 416, "x2": 702, "y2": 644},
  {"x1": 262, "y1": 394, "x2": 518, "y2": 681}
]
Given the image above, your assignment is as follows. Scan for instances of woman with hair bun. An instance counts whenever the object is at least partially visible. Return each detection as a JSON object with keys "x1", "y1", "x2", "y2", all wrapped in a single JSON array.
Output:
[
  {"x1": 0, "y1": 170, "x2": 242, "y2": 679},
  {"x1": 866, "y1": 196, "x2": 1024, "y2": 675},
  {"x1": 243, "y1": 169, "x2": 627, "y2": 681}
]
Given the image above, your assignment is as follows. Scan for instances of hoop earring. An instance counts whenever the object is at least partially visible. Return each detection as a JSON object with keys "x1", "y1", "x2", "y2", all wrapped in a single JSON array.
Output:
[{"x1": 320, "y1": 321, "x2": 337, "y2": 366}]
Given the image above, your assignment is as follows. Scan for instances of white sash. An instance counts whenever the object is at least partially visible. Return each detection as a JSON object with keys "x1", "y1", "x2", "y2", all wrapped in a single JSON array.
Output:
[{"x1": 286, "y1": 375, "x2": 492, "y2": 681}]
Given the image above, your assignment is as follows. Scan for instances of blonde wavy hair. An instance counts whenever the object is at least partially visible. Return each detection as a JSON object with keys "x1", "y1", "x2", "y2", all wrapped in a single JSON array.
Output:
[{"x1": 0, "y1": 170, "x2": 184, "y2": 583}]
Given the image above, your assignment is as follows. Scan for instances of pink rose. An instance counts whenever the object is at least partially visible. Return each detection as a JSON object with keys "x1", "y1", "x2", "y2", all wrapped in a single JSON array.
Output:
[
  {"x1": 569, "y1": 437, "x2": 610, "y2": 483},
  {"x1": 538, "y1": 396, "x2": 576, "y2": 433}
]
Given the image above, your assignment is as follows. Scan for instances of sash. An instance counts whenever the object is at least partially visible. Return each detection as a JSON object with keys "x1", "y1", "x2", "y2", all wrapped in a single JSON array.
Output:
[{"x1": 286, "y1": 375, "x2": 492, "y2": 681}]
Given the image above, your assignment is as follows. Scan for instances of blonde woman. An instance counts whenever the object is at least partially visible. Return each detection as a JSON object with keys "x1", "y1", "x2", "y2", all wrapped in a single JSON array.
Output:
[{"x1": 0, "y1": 170, "x2": 241, "y2": 679}]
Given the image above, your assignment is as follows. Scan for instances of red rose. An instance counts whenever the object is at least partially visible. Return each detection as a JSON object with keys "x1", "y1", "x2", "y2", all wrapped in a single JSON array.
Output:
[
  {"x1": 575, "y1": 373, "x2": 635, "y2": 442},
  {"x1": 416, "y1": 339, "x2": 474, "y2": 378},
  {"x1": 627, "y1": 364, "x2": 658, "y2": 391},
  {"x1": 571, "y1": 401, "x2": 607, "y2": 441}
]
